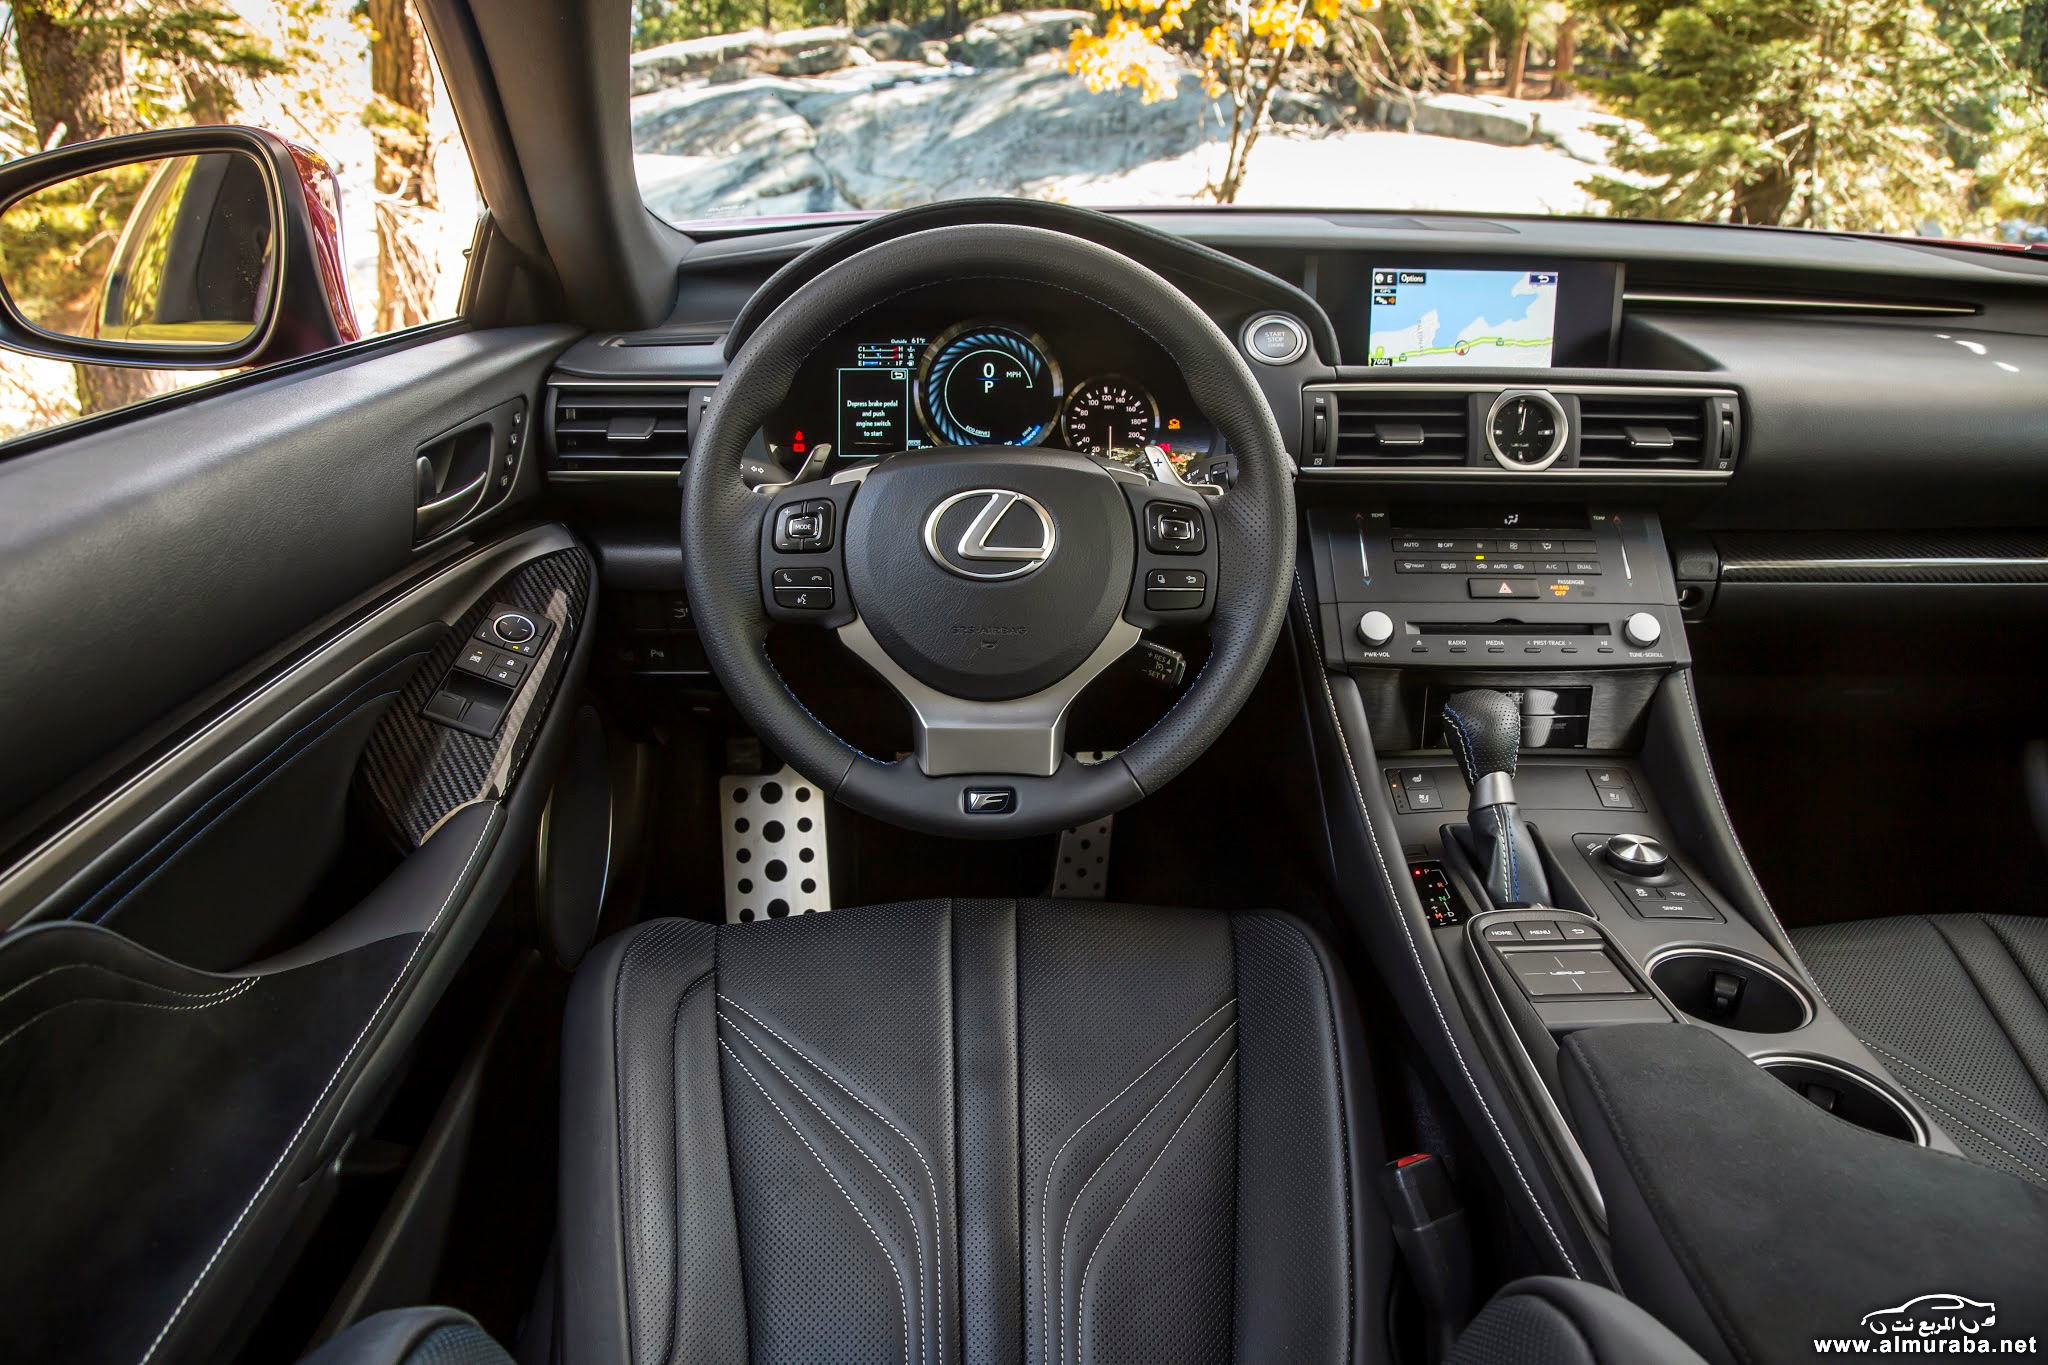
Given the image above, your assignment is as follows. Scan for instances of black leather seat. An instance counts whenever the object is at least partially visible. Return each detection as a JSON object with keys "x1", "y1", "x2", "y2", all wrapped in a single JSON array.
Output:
[
  {"x1": 1796, "y1": 912, "x2": 2048, "y2": 1190},
  {"x1": 558, "y1": 898, "x2": 1372, "y2": 1363},
  {"x1": 540, "y1": 897, "x2": 1707, "y2": 1364}
]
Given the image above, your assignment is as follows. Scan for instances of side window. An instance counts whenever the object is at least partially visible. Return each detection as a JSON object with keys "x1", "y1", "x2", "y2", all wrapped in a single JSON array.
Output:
[{"x1": 0, "y1": 0, "x2": 480, "y2": 443}]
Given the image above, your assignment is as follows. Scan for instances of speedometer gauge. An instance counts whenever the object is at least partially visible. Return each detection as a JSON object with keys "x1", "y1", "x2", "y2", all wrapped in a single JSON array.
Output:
[
  {"x1": 1061, "y1": 376, "x2": 1159, "y2": 458},
  {"x1": 916, "y1": 321, "x2": 1063, "y2": 446}
]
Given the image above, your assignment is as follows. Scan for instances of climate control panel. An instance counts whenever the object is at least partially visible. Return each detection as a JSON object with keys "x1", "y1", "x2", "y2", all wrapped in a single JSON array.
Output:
[{"x1": 1309, "y1": 502, "x2": 1686, "y2": 671}]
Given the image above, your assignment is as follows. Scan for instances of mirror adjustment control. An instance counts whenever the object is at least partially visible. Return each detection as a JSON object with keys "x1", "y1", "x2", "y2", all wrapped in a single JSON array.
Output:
[
  {"x1": 491, "y1": 612, "x2": 536, "y2": 644},
  {"x1": 474, "y1": 602, "x2": 553, "y2": 657}
]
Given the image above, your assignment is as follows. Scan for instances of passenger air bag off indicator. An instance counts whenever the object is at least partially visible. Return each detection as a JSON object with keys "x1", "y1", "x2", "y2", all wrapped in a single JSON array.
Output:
[{"x1": 1546, "y1": 577, "x2": 1596, "y2": 599}]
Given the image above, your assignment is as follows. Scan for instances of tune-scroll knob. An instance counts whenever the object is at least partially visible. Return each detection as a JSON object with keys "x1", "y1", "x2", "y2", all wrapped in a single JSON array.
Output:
[
  {"x1": 1605, "y1": 834, "x2": 1669, "y2": 876},
  {"x1": 1623, "y1": 612, "x2": 1662, "y2": 648},
  {"x1": 1357, "y1": 610, "x2": 1395, "y2": 648}
]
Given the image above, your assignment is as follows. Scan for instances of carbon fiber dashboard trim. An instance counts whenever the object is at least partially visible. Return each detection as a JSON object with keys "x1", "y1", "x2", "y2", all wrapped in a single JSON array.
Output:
[
  {"x1": 358, "y1": 547, "x2": 594, "y2": 847},
  {"x1": 1717, "y1": 532, "x2": 2048, "y2": 583}
]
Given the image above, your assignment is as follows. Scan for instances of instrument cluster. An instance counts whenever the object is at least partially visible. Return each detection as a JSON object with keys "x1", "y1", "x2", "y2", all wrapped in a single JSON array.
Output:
[{"x1": 763, "y1": 294, "x2": 1219, "y2": 476}]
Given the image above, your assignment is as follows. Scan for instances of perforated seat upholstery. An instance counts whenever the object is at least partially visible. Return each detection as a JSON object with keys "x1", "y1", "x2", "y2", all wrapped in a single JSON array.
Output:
[
  {"x1": 1796, "y1": 913, "x2": 2048, "y2": 1190},
  {"x1": 556, "y1": 898, "x2": 1379, "y2": 1365}
]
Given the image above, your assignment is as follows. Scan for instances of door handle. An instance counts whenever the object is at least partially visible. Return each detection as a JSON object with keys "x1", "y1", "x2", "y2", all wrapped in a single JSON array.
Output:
[{"x1": 414, "y1": 466, "x2": 489, "y2": 540}]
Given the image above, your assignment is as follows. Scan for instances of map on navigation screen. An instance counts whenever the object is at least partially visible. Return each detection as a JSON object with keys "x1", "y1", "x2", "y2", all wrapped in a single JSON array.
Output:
[{"x1": 1366, "y1": 268, "x2": 1558, "y2": 368}]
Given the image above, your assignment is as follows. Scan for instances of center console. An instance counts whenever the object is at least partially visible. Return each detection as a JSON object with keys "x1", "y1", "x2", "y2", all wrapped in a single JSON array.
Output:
[{"x1": 1300, "y1": 495, "x2": 1954, "y2": 1246}]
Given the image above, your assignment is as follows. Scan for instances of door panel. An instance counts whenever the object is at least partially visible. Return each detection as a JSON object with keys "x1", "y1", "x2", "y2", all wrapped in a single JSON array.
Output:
[
  {"x1": 0, "y1": 326, "x2": 600, "y2": 1362},
  {"x1": 0, "y1": 327, "x2": 572, "y2": 836}
]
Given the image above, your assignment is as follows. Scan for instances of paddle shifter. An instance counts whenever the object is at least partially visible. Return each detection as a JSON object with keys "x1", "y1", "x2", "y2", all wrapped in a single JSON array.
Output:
[{"x1": 1441, "y1": 689, "x2": 1553, "y2": 909}]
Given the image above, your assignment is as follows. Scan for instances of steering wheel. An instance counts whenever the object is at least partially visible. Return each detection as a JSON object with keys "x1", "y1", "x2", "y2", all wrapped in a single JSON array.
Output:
[{"x1": 683, "y1": 222, "x2": 1296, "y2": 838}]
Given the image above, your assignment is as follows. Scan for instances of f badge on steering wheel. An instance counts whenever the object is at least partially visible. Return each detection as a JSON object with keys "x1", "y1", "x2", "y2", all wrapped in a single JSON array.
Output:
[{"x1": 922, "y1": 488, "x2": 1058, "y2": 581}]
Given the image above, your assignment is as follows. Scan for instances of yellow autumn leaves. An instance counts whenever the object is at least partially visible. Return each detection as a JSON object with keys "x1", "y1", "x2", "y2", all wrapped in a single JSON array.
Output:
[{"x1": 1067, "y1": 0, "x2": 1349, "y2": 104}]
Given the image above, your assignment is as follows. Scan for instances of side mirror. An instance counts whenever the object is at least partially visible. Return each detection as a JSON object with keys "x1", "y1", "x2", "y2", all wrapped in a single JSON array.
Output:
[{"x1": 0, "y1": 125, "x2": 359, "y2": 370}]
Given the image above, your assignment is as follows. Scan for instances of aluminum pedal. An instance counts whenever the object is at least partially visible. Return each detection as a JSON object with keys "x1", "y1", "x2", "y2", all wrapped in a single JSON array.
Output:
[
  {"x1": 1051, "y1": 751, "x2": 1116, "y2": 898},
  {"x1": 718, "y1": 764, "x2": 833, "y2": 923}
]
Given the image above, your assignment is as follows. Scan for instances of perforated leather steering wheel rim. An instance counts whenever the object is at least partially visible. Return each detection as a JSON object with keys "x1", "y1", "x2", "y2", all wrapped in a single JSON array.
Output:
[{"x1": 681, "y1": 221, "x2": 1296, "y2": 838}]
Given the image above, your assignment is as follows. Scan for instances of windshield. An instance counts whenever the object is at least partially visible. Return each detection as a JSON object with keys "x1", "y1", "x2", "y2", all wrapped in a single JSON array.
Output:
[{"x1": 630, "y1": 3, "x2": 2048, "y2": 244}]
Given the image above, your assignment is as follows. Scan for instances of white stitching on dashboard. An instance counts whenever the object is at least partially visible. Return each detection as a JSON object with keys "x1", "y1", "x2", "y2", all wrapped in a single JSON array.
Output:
[
  {"x1": 1673, "y1": 670, "x2": 1833, "y2": 1010},
  {"x1": 138, "y1": 813, "x2": 496, "y2": 1364},
  {"x1": 1292, "y1": 574, "x2": 1580, "y2": 1276},
  {"x1": 720, "y1": 1010, "x2": 932, "y2": 1362}
]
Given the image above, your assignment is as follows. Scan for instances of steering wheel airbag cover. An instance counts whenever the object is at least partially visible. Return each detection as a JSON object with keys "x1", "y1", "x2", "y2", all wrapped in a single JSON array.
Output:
[
  {"x1": 847, "y1": 450, "x2": 1133, "y2": 701},
  {"x1": 682, "y1": 218, "x2": 1295, "y2": 837}
]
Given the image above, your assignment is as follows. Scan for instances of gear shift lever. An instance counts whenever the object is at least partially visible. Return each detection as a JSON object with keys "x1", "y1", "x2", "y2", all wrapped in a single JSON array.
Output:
[{"x1": 1441, "y1": 689, "x2": 1552, "y2": 909}]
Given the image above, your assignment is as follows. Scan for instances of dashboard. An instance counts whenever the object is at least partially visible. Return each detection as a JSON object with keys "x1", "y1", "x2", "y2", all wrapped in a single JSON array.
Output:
[{"x1": 760, "y1": 281, "x2": 1223, "y2": 477}]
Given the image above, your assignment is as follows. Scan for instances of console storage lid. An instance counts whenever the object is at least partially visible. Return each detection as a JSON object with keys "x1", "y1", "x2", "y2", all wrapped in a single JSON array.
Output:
[{"x1": 1560, "y1": 1023, "x2": 2048, "y2": 1364}]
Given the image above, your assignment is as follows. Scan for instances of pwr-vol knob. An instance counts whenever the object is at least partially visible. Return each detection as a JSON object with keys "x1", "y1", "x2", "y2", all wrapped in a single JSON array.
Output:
[{"x1": 1357, "y1": 611, "x2": 1395, "y2": 647}]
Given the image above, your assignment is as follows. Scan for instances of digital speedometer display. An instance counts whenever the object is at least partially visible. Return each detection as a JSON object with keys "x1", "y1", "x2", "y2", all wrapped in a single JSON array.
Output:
[{"x1": 917, "y1": 322, "x2": 1063, "y2": 447}]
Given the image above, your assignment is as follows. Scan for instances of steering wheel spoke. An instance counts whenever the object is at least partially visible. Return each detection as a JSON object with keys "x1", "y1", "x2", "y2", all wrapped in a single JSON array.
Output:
[{"x1": 838, "y1": 611, "x2": 1140, "y2": 778}]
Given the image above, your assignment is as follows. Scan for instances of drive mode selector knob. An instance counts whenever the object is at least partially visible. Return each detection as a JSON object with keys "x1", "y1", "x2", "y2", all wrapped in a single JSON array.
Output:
[
  {"x1": 492, "y1": 612, "x2": 537, "y2": 644},
  {"x1": 1605, "y1": 833, "x2": 1669, "y2": 876},
  {"x1": 1357, "y1": 610, "x2": 1395, "y2": 648},
  {"x1": 1623, "y1": 612, "x2": 1662, "y2": 648}
]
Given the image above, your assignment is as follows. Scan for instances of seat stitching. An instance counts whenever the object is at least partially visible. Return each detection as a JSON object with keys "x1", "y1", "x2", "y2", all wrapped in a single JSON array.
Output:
[
  {"x1": 1975, "y1": 915, "x2": 2048, "y2": 1112},
  {"x1": 0, "y1": 977, "x2": 259, "y2": 1057},
  {"x1": 1291, "y1": 574, "x2": 1580, "y2": 1277},
  {"x1": 1072, "y1": 1052, "x2": 1239, "y2": 1365},
  {"x1": 1034, "y1": 997, "x2": 1239, "y2": 1360},
  {"x1": 1055, "y1": 1024, "x2": 1237, "y2": 1365},
  {"x1": 659, "y1": 966, "x2": 717, "y2": 1365},
  {"x1": 140, "y1": 813, "x2": 495, "y2": 1363},
  {"x1": 1861, "y1": 1037, "x2": 2048, "y2": 1167},
  {"x1": 1926, "y1": 916, "x2": 2048, "y2": 1114},
  {"x1": 1887, "y1": 1074, "x2": 2048, "y2": 1189},
  {"x1": 721, "y1": 1010, "x2": 930, "y2": 1362},
  {"x1": 716, "y1": 991, "x2": 942, "y2": 1353},
  {"x1": 719, "y1": 1037, "x2": 910, "y2": 1365},
  {"x1": 1250, "y1": 914, "x2": 1355, "y2": 1362}
]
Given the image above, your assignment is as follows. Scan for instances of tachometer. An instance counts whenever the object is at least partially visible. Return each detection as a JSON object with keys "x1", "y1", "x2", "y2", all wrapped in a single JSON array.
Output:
[
  {"x1": 1061, "y1": 375, "x2": 1159, "y2": 459},
  {"x1": 916, "y1": 322, "x2": 1063, "y2": 447}
]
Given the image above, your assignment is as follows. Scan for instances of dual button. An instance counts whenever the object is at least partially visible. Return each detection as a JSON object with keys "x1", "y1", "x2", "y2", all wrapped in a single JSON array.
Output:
[
  {"x1": 771, "y1": 566, "x2": 834, "y2": 611},
  {"x1": 1143, "y1": 567, "x2": 1207, "y2": 613}
]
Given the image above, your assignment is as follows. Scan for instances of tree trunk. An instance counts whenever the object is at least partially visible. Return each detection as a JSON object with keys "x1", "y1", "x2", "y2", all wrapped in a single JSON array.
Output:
[
  {"x1": 1447, "y1": 47, "x2": 1466, "y2": 93},
  {"x1": 11, "y1": 1, "x2": 133, "y2": 148},
  {"x1": 1553, "y1": 16, "x2": 1578, "y2": 97},
  {"x1": 1506, "y1": 30, "x2": 1529, "y2": 99},
  {"x1": 11, "y1": 2, "x2": 169, "y2": 414},
  {"x1": 369, "y1": 0, "x2": 440, "y2": 332},
  {"x1": 76, "y1": 364, "x2": 169, "y2": 415}
]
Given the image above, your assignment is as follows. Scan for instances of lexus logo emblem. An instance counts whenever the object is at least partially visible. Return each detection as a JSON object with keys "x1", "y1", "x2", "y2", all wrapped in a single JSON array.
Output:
[{"x1": 923, "y1": 489, "x2": 1057, "y2": 581}]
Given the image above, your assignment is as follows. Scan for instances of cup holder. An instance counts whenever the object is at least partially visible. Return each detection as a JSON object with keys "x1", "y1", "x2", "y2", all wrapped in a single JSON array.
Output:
[
  {"x1": 1757, "y1": 1056, "x2": 1928, "y2": 1145},
  {"x1": 1648, "y1": 949, "x2": 1812, "y2": 1034}
]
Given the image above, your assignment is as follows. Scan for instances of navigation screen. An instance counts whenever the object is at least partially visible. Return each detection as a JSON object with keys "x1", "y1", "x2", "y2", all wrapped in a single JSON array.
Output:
[
  {"x1": 836, "y1": 336, "x2": 929, "y2": 456},
  {"x1": 1367, "y1": 268, "x2": 1558, "y2": 368}
]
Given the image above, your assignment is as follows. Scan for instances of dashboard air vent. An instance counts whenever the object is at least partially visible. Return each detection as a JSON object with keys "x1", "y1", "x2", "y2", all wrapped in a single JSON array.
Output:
[
  {"x1": 1331, "y1": 391, "x2": 1469, "y2": 466},
  {"x1": 1577, "y1": 393, "x2": 1716, "y2": 469},
  {"x1": 546, "y1": 383, "x2": 698, "y2": 473}
]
